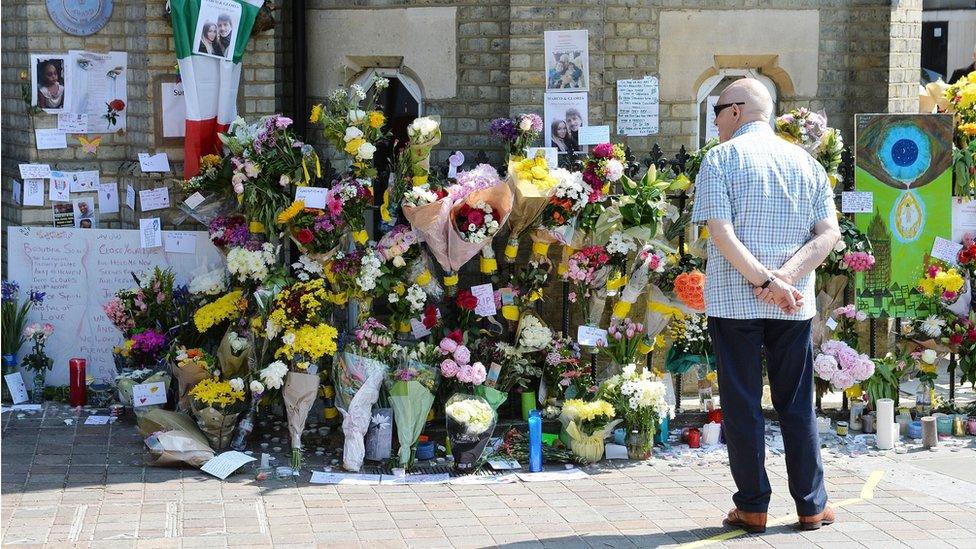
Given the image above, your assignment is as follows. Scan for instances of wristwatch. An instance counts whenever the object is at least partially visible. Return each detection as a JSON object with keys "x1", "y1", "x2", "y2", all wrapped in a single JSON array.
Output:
[{"x1": 759, "y1": 276, "x2": 775, "y2": 289}]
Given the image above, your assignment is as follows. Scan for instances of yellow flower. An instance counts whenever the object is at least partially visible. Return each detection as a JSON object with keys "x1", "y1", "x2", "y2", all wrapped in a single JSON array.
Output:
[
  {"x1": 275, "y1": 323, "x2": 338, "y2": 360},
  {"x1": 277, "y1": 200, "x2": 305, "y2": 225},
  {"x1": 344, "y1": 138, "x2": 366, "y2": 156},
  {"x1": 960, "y1": 122, "x2": 976, "y2": 137},
  {"x1": 368, "y1": 111, "x2": 385, "y2": 129},
  {"x1": 194, "y1": 290, "x2": 243, "y2": 332},
  {"x1": 309, "y1": 104, "x2": 324, "y2": 124},
  {"x1": 189, "y1": 377, "x2": 245, "y2": 409},
  {"x1": 844, "y1": 384, "x2": 862, "y2": 400},
  {"x1": 705, "y1": 371, "x2": 718, "y2": 385}
]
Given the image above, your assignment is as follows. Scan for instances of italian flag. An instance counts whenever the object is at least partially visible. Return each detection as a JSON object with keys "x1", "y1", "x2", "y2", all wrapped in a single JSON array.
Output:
[{"x1": 170, "y1": 0, "x2": 264, "y2": 179}]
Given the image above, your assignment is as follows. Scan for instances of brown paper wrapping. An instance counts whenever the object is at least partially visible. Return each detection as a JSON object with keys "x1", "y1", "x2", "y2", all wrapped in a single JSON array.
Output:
[
  {"x1": 402, "y1": 198, "x2": 452, "y2": 271},
  {"x1": 146, "y1": 430, "x2": 215, "y2": 468},
  {"x1": 446, "y1": 183, "x2": 514, "y2": 271},
  {"x1": 192, "y1": 405, "x2": 241, "y2": 451},
  {"x1": 811, "y1": 274, "x2": 848, "y2": 349},
  {"x1": 136, "y1": 408, "x2": 209, "y2": 443},
  {"x1": 216, "y1": 328, "x2": 251, "y2": 380},
  {"x1": 505, "y1": 160, "x2": 552, "y2": 238},
  {"x1": 283, "y1": 371, "x2": 320, "y2": 451},
  {"x1": 171, "y1": 363, "x2": 210, "y2": 413}
]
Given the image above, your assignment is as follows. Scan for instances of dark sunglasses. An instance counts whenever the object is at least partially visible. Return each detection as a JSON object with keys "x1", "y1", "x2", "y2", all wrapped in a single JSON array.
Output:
[{"x1": 713, "y1": 102, "x2": 745, "y2": 117}]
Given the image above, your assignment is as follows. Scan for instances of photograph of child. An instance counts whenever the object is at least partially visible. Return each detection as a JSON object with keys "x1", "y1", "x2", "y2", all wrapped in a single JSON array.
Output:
[
  {"x1": 192, "y1": 0, "x2": 240, "y2": 61},
  {"x1": 31, "y1": 55, "x2": 69, "y2": 112},
  {"x1": 544, "y1": 30, "x2": 589, "y2": 92}
]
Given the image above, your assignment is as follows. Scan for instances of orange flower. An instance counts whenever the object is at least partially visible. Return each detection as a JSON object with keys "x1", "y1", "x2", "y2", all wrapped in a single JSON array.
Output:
[{"x1": 674, "y1": 270, "x2": 706, "y2": 311}]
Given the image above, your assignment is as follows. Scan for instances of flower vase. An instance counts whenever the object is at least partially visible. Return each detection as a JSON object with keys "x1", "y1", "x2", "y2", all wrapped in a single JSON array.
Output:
[
  {"x1": 521, "y1": 391, "x2": 536, "y2": 421},
  {"x1": 1, "y1": 354, "x2": 16, "y2": 403},
  {"x1": 31, "y1": 369, "x2": 46, "y2": 404},
  {"x1": 627, "y1": 428, "x2": 655, "y2": 460}
]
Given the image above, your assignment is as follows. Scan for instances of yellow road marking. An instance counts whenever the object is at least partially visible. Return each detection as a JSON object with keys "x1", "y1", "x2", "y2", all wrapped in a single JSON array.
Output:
[{"x1": 679, "y1": 471, "x2": 884, "y2": 548}]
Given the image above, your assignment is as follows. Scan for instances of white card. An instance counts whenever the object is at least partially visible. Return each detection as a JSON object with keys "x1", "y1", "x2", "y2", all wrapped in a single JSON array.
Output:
[
  {"x1": 35, "y1": 128, "x2": 68, "y2": 150},
  {"x1": 577, "y1": 125, "x2": 611, "y2": 146},
  {"x1": 3, "y1": 373, "x2": 29, "y2": 404},
  {"x1": 19, "y1": 164, "x2": 51, "y2": 179},
  {"x1": 125, "y1": 185, "x2": 136, "y2": 210},
  {"x1": 132, "y1": 380, "x2": 167, "y2": 407},
  {"x1": 488, "y1": 458, "x2": 522, "y2": 470},
  {"x1": 449, "y1": 473, "x2": 518, "y2": 485},
  {"x1": 84, "y1": 415, "x2": 115, "y2": 425},
  {"x1": 57, "y1": 113, "x2": 89, "y2": 133},
  {"x1": 12, "y1": 180, "x2": 22, "y2": 205},
  {"x1": 526, "y1": 147, "x2": 558, "y2": 168},
  {"x1": 138, "y1": 152, "x2": 171, "y2": 173},
  {"x1": 140, "y1": 218, "x2": 162, "y2": 249},
  {"x1": 471, "y1": 283, "x2": 496, "y2": 317},
  {"x1": 516, "y1": 468, "x2": 589, "y2": 482},
  {"x1": 200, "y1": 451, "x2": 257, "y2": 479},
  {"x1": 841, "y1": 191, "x2": 873, "y2": 213},
  {"x1": 23, "y1": 179, "x2": 45, "y2": 206},
  {"x1": 98, "y1": 182, "x2": 119, "y2": 214},
  {"x1": 162, "y1": 231, "x2": 196, "y2": 254},
  {"x1": 183, "y1": 192, "x2": 206, "y2": 210},
  {"x1": 577, "y1": 325, "x2": 608, "y2": 347},
  {"x1": 294, "y1": 186, "x2": 327, "y2": 209},
  {"x1": 604, "y1": 443, "x2": 628, "y2": 460},
  {"x1": 931, "y1": 236, "x2": 963, "y2": 265},
  {"x1": 139, "y1": 187, "x2": 170, "y2": 211},
  {"x1": 48, "y1": 174, "x2": 70, "y2": 202},
  {"x1": 380, "y1": 473, "x2": 451, "y2": 485},
  {"x1": 410, "y1": 318, "x2": 431, "y2": 339},
  {"x1": 825, "y1": 317, "x2": 838, "y2": 331},
  {"x1": 309, "y1": 471, "x2": 381, "y2": 485},
  {"x1": 70, "y1": 170, "x2": 100, "y2": 192}
]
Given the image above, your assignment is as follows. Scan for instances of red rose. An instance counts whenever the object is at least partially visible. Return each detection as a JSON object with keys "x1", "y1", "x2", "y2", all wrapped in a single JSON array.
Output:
[
  {"x1": 949, "y1": 333, "x2": 964, "y2": 346},
  {"x1": 297, "y1": 228, "x2": 314, "y2": 244},
  {"x1": 968, "y1": 329, "x2": 976, "y2": 342},
  {"x1": 467, "y1": 209, "x2": 485, "y2": 226},
  {"x1": 456, "y1": 290, "x2": 478, "y2": 311},
  {"x1": 448, "y1": 329, "x2": 463, "y2": 343},
  {"x1": 109, "y1": 99, "x2": 126, "y2": 112}
]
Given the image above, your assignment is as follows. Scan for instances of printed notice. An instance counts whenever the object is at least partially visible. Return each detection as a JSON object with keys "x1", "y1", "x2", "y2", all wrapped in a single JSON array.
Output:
[
  {"x1": 577, "y1": 325, "x2": 608, "y2": 347},
  {"x1": 12, "y1": 180, "x2": 22, "y2": 205},
  {"x1": 842, "y1": 191, "x2": 873, "y2": 213},
  {"x1": 139, "y1": 187, "x2": 170, "y2": 211},
  {"x1": 140, "y1": 218, "x2": 162, "y2": 249},
  {"x1": 577, "y1": 125, "x2": 611, "y2": 146},
  {"x1": 471, "y1": 283, "x2": 497, "y2": 317},
  {"x1": 309, "y1": 471, "x2": 382, "y2": 485},
  {"x1": 201, "y1": 451, "x2": 256, "y2": 480},
  {"x1": 295, "y1": 186, "x2": 328, "y2": 209}
]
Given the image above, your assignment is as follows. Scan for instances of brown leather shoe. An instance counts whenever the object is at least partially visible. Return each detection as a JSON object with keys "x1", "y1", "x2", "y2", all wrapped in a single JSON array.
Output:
[
  {"x1": 723, "y1": 509, "x2": 767, "y2": 534},
  {"x1": 797, "y1": 507, "x2": 835, "y2": 530}
]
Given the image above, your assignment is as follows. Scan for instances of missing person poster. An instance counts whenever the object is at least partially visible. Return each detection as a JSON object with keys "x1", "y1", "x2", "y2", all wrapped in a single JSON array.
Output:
[{"x1": 544, "y1": 30, "x2": 588, "y2": 92}]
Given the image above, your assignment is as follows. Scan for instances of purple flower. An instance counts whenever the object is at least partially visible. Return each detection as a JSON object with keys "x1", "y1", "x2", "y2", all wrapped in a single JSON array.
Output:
[
  {"x1": 132, "y1": 330, "x2": 167, "y2": 354},
  {"x1": 488, "y1": 117, "x2": 517, "y2": 141},
  {"x1": 275, "y1": 116, "x2": 293, "y2": 129},
  {"x1": 2, "y1": 281, "x2": 19, "y2": 302},
  {"x1": 524, "y1": 113, "x2": 543, "y2": 132}
]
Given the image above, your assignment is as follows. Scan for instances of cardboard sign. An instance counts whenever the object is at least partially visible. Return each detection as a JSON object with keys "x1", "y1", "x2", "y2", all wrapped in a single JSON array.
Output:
[{"x1": 132, "y1": 381, "x2": 167, "y2": 407}]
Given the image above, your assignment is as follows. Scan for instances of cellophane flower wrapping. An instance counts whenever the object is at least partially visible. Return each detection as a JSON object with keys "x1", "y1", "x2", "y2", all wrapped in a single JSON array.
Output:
[
  {"x1": 386, "y1": 359, "x2": 439, "y2": 467},
  {"x1": 505, "y1": 158, "x2": 558, "y2": 259},
  {"x1": 447, "y1": 183, "x2": 514, "y2": 271},
  {"x1": 445, "y1": 393, "x2": 497, "y2": 473},
  {"x1": 283, "y1": 370, "x2": 320, "y2": 468},
  {"x1": 333, "y1": 352, "x2": 388, "y2": 471},
  {"x1": 558, "y1": 399, "x2": 621, "y2": 463}
]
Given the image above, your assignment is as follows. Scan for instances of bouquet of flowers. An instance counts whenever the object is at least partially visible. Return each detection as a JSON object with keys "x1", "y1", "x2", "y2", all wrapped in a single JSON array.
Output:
[
  {"x1": 276, "y1": 199, "x2": 346, "y2": 263},
  {"x1": 406, "y1": 116, "x2": 442, "y2": 186},
  {"x1": 20, "y1": 322, "x2": 54, "y2": 402},
  {"x1": 604, "y1": 233, "x2": 639, "y2": 294},
  {"x1": 386, "y1": 343, "x2": 440, "y2": 467},
  {"x1": 818, "y1": 217, "x2": 874, "y2": 290},
  {"x1": 266, "y1": 278, "x2": 340, "y2": 364},
  {"x1": 283, "y1": 368, "x2": 321, "y2": 469},
  {"x1": 775, "y1": 108, "x2": 844, "y2": 186},
  {"x1": 612, "y1": 245, "x2": 668, "y2": 320},
  {"x1": 488, "y1": 114, "x2": 543, "y2": 160},
  {"x1": 500, "y1": 260, "x2": 551, "y2": 322},
  {"x1": 2, "y1": 281, "x2": 44, "y2": 365},
  {"x1": 665, "y1": 313, "x2": 714, "y2": 375},
  {"x1": 448, "y1": 164, "x2": 507, "y2": 274},
  {"x1": 193, "y1": 290, "x2": 244, "y2": 335},
  {"x1": 207, "y1": 215, "x2": 250, "y2": 254},
  {"x1": 114, "y1": 368, "x2": 167, "y2": 407},
  {"x1": 559, "y1": 398, "x2": 620, "y2": 463},
  {"x1": 504, "y1": 156, "x2": 559, "y2": 261},
  {"x1": 188, "y1": 377, "x2": 247, "y2": 450},
  {"x1": 331, "y1": 175, "x2": 374, "y2": 245},
  {"x1": 333, "y1": 319, "x2": 395, "y2": 471},
  {"x1": 597, "y1": 363, "x2": 671, "y2": 458},
  {"x1": 454, "y1": 200, "x2": 502, "y2": 244},
  {"x1": 226, "y1": 242, "x2": 280, "y2": 286},
  {"x1": 943, "y1": 73, "x2": 976, "y2": 195},
  {"x1": 387, "y1": 282, "x2": 429, "y2": 334},
  {"x1": 477, "y1": 340, "x2": 540, "y2": 397},
  {"x1": 444, "y1": 393, "x2": 497, "y2": 473},
  {"x1": 172, "y1": 347, "x2": 216, "y2": 412},
  {"x1": 582, "y1": 143, "x2": 627, "y2": 203},
  {"x1": 958, "y1": 233, "x2": 976, "y2": 279},
  {"x1": 814, "y1": 340, "x2": 875, "y2": 392},
  {"x1": 220, "y1": 114, "x2": 321, "y2": 233},
  {"x1": 310, "y1": 78, "x2": 388, "y2": 179},
  {"x1": 596, "y1": 163, "x2": 681, "y2": 245},
  {"x1": 438, "y1": 331, "x2": 487, "y2": 390},
  {"x1": 918, "y1": 262, "x2": 969, "y2": 317},
  {"x1": 542, "y1": 336, "x2": 595, "y2": 403},
  {"x1": 536, "y1": 168, "x2": 588, "y2": 235},
  {"x1": 671, "y1": 269, "x2": 706, "y2": 313},
  {"x1": 565, "y1": 245, "x2": 611, "y2": 324},
  {"x1": 598, "y1": 317, "x2": 650, "y2": 369}
]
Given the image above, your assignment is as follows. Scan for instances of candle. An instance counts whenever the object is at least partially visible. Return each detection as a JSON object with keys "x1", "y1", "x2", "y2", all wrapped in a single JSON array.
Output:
[
  {"x1": 687, "y1": 428, "x2": 701, "y2": 448},
  {"x1": 896, "y1": 413, "x2": 912, "y2": 436},
  {"x1": 953, "y1": 415, "x2": 966, "y2": 437},
  {"x1": 850, "y1": 403, "x2": 865, "y2": 431},
  {"x1": 702, "y1": 422, "x2": 721, "y2": 446},
  {"x1": 968, "y1": 417, "x2": 976, "y2": 436},
  {"x1": 908, "y1": 420, "x2": 923, "y2": 439},
  {"x1": 68, "y1": 358, "x2": 87, "y2": 407},
  {"x1": 921, "y1": 416, "x2": 938, "y2": 448},
  {"x1": 936, "y1": 415, "x2": 953, "y2": 438},
  {"x1": 876, "y1": 398, "x2": 895, "y2": 450},
  {"x1": 862, "y1": 413, "x2": 875, "y2": 434},
  {"x1": 836, "y1": 421, "x2": 849, "y2": 436},
  {"x1": 816, "y1": 416, "x2": 832, "y2": 434}
]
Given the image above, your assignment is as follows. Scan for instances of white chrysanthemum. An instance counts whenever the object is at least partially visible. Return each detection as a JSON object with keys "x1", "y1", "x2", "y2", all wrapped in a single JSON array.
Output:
[{"x1": 259, "y1": 361, "x2": 288, "y2": 390}]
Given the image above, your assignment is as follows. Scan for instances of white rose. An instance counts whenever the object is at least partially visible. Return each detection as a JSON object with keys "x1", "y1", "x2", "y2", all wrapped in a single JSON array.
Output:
[
  {"x1": 921, "y1": 349, "x2": 938, "y2": 364},
  {"x1": 343, "y1": 126, "x2": 364, "y2": 142},
  {"x1": 833, "y1": 240, "x2": 847, "y2": 253},
  {"x1": 229, "y1": 378, "x2": 244, "y2": 392},
  {"x1": 392, "y1": 255, "x2": 406, "y2": 268},
  {"x1": 348, "y1": 109, "x2": 367, "y2": 123},
  {"x1": 357, "y1": 142, "x2": 376, "y2": 160},
  {"x1": 250, "y1": 380, "x2": 265, "y2": 394}
]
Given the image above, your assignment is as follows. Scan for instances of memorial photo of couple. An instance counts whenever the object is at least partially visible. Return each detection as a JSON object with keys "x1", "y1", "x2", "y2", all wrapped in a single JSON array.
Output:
[
  {"x1": 544, "y1": 91, "x2": 588, "y2": 155},
  {"x1": 193, "y1": 0, "x2": 240, "y2": 60}
]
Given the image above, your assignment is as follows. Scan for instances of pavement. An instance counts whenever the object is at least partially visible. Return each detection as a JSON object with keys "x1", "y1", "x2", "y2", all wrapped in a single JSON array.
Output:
[{"x1": 2, "y1": 401, "x2": 976, "y2": 549}]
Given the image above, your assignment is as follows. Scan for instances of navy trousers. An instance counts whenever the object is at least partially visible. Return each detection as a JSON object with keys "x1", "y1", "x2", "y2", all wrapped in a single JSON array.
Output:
[{"x1": 707, "y1": 317, "x2": 828, "y2": 516}]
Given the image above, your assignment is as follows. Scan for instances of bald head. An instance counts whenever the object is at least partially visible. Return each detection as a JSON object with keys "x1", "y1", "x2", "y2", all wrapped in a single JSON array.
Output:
[{"x1": 719, "y1": 78, "x2": 774, "y2": 124}]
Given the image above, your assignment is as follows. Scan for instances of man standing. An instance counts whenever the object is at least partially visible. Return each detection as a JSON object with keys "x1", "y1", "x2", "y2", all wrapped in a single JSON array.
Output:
[
  {"x1": 217, "y1": 14, "x2": 234, "y2": 59},
  {"x1": 691, "y1": 78, "x2": 841, "y2": 533}
]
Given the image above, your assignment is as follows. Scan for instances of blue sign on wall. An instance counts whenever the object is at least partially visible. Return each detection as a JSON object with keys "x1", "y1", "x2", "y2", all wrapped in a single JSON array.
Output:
[{"x1": 47, "y1": 0, "x2": 113, "y2": 36}]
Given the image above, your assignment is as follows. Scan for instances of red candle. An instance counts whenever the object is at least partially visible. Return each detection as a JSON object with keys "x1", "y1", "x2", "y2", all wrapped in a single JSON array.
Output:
[
  {"x1": 707, "y1": 409, "x2": 723, "y2": 424},
  {"x1": 688, "y1": 428, "x2": 701, "y2": 448},
  {"x1": 69, "y1": 358, "x2": 87, "y2": 407}
]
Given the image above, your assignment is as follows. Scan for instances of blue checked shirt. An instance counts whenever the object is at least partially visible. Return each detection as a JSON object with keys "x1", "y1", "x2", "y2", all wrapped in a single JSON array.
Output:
[{"x1": 691, "y1": 121, "x2": 835, "y2": 320}]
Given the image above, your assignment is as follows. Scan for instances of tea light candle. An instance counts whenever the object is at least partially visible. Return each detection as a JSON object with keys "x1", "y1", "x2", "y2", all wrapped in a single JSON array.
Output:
[
  {"x1": 836, "y1": 421, "x2": 849, "y2": 436},
  {"x1": 260, "y1": 442, "x2": 269, "y2": 449},
  {"x1": 272, "y1": 446, "x2": 282, "y2": 452}
]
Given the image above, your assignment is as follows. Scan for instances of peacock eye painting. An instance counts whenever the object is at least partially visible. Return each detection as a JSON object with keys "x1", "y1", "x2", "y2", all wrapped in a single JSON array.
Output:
[{"x1": 854, "y1": 113, "x2": 953, "y2": 319}]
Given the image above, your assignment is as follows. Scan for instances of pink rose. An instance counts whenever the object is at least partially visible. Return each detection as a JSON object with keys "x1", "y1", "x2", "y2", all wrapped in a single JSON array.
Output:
[
  {"x1": 469, "y1": 362, "x2": 487, "y2": 385},
  {"x1": 456, "y1": 364, "x2": 473, "y2": 383}
]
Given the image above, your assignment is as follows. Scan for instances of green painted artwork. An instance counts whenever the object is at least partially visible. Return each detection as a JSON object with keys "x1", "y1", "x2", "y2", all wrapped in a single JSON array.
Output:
[{"x1": 854, "y1": 114, "x2": 954, "y2": 318}]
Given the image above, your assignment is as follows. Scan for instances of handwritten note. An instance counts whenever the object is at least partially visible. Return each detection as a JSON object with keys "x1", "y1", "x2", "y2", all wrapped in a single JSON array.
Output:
[
  {"x1": 841, "y1": 191, "x2": 873, "y2": 214},
  {"x1": 36, "y1": 129, "x2": 68, "y2": 150},
  {"x1": 200, "y1": 451, "x2": 256, "y2": 479},
  {"x1": 471, "y1": 283, "x2": 497, "y2": 317},
  {"x1": 23, "y1": 179, "x2": 45, "y2": 206},
  {"x1": 577, "y1": 125, "x2": 611, "y2": 146},
  {"x1": 48, "y1": 175, "x2": 70, "y2": 202},
  {"x1": 138, "y1": 152, "x2": 171, "y2": 173},
  {"x1": 295, "y1": 186, "x2": 327, "y2": 209},
  {"x1": 3, "y1": 373, "x2": 29, "y2": 404},
  {"x1": 139, "y1": 188, "x2": 170, "y2": 211},
  {"x1": 410, "y1": 318, "x2": 431, "y2": 339},
  {"x1": 84, "y1": 415, "x2": 115, "y2": 425},
  {"x1": 19, "y1": 164, "x2": 52, "y2": 179},
  {"x1": 140, "y1": 218, "x2": 162, "y2": 249},
  {"x1": 183, "y1": 192, "x2": 206, "y2": 210},
  {"x1": 132, "y1": 380, "x2": 167, "y2": 407},
  {"x1": 125, "y1": 185, "x2": 135, "y2": 210},
  {"x1": 70, "y1": 171, "x2": 100, "y2": 193},
  {"x1": 931, "y1": 236, "x2": 963, "y2": 265},
  {"x1": 616, "y1": 76, "x2": 660, "y2": 136},
  {"x1": 98, "y1": 182, "x2": 119, "y2": 214},
  {"x1": 309, "y1": 471, "x2": 382, "y2": 485},
  {"x1": 58, "y1": 113, "x2": 89, "y2": 134},
  {"x1": 577, "y1": 325, "x2": 608, "y2": 347},
  {"x1": 162, "y1": 231, "x2": 196, "y2": 254}
]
